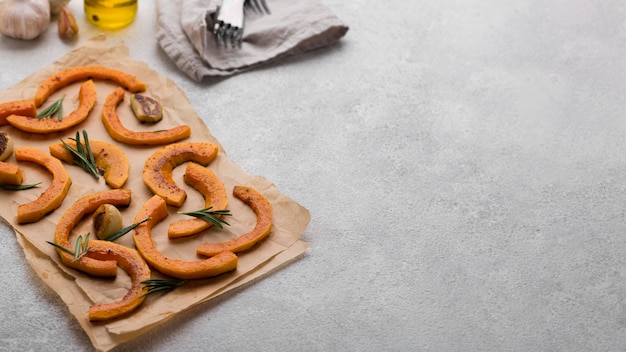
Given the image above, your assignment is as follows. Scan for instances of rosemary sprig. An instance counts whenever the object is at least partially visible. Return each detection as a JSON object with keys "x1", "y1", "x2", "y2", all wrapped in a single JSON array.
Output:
[
  {"x1": 36, "y1": 94, "x2": 65, "y2": 121},
  {"x1": 61, "y1": 130, "x2": 101, "y2": 179},
  {"x1": 46, "y1": 233, "x2": 91, "y2": 263},
  {"x1": 178, "y1": 206, "x2": 231, "y2": 229},
  {"x1": 0, "y1": 182, "x2": 40, "y2": 190},
  {"x1": 140, "y1": 278, "x2": 187, "y2": 297},
  {"x1": 103, "y1": 217, "x2": 151, "y2": 242}
]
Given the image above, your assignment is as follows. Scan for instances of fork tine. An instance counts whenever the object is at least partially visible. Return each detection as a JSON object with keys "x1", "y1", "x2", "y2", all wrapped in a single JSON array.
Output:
[
  {"x1": 244, "y1": 0, "x2": 260, "y2": 13},
  {"x1": 257, "y1": 0, "x2": 270, "y2": 14}
]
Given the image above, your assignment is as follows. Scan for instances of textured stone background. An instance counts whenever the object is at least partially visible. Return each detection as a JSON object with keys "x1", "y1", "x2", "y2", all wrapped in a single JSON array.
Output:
[{"x1": 2, "y1": 0, "x2": 626, "y2": 351}]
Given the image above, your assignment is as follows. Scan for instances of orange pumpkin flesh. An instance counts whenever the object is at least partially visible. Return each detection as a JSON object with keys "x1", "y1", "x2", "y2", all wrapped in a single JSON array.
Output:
[
  {"x1": 143, "y1": 142, "x2": 219, "y2": 207},
  {"x1": 133, "y1": 195, "x2": 238, "y2": 280},
  {"x1": 197, "y1": 186, "x2": 272, "y2": 257},
  {"x1": 168, "y1": 162, "x2": 228, "y2": 238},
  {"x1": 85, "y1": 239, "x2": 151, "y2": 322},
  {"x1": 15, "y1": 147, "x2": 72, "y2": 224},
  {"x1": 0, "y1": 161, "x2": 23, "y2": 185},
  {"x1": 7, "y1": 80, "x2": 97, "y2": 134},
  {"x1": 49, "y1": 139, "x2": 130, "y2": 189},
  {"x1": 34, "y1": 65, "x2": 146, "y2": 107},
  {"x1": 102, "y1": 87, "x2": 191, "y2": 145},
  {"x1": 53, "y1": 189, "x2": 132, "y2": 277},
  {"x1": 0, "y1": 100, "x2": 36, "y2": 125}
]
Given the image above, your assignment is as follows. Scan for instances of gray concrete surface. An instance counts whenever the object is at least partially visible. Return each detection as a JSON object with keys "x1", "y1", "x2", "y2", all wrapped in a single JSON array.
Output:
[{"x1": 2, "y1": 0, "x2": 626, "y2": 351}]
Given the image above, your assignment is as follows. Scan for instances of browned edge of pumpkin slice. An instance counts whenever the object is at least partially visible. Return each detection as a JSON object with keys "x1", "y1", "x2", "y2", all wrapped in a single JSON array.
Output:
[
  {"x1": 142, "y1": 142, "x2": 219, "y2": 207},
  {"x1": 49, "y1": 138, "x2": 130, "y2": 189},
  {"x1": 133, "y1": 195, "x2": 238, "y2": 280},
  {"x1": 53, "y1": 189, "x2": 132, "y2": 277},
  {"x1": 0, "y1": 100, "x2": 36, "y2": 125},
  {"x1": 197, "y1": 186, "x2": 272, "y2": 257},
  {"x1": 168, "y1": 162, "x2": 228, "y2": 238},
  {"x1": 7, "y1": 80, "x2": 97, "y2": 134},
  {"x1": 34, "y1": 65, "x2": 146, "y2": 107},
  {"x1": 0, "y1": 161, "x2": 23, "y2": 185},
  {"x1": 15, "y1": 147, "x2": 72, "y2": 224},
  {"x1": 86, "y1": 239, "x2": 151, "y2": 322},
  {"x1": 102, "y1": 87, "x2": 191, "y2": 145}
]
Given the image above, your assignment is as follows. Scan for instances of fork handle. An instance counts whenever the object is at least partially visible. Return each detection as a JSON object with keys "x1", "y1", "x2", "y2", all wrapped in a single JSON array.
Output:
[{"x1": 217, "y1": 0, "x2": 245, "y2": 28}]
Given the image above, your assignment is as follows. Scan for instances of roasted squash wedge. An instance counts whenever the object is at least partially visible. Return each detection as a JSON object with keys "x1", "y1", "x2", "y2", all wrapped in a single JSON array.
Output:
[
  {"x1": 52, "y1": 189, "x2": 132, "y2": 277},
  {"x1": 0, "y1": 100, "x2": 36, "y2": 125},
  {"x1": 133, "y1": 195, "x2": 238, "y2": 280},
  {"x1": 0, "y1": 161, "x2": 23, "y2": 185},
  {"x1": 15, "y1": 147, "x2": 72, "y2": 224},
  {"x1": 102, "y1": 87, "x2": 191, "y2": 145},
  {"x1": 85, "y1": 239, "x2": 151, "y2": 322},
  {"x1": 49, "y1": 138, "x2": 130, "y2": 188},
  {"x1": 197, "y1": 186, "x2": 272, "y2": 257},
  {"x1": 34, "y1": 65, "x2": 146, "y2": 107},
  {"x1": 7, "y1": 80, "x2": 97, "y2": 134},
  {"x1": 168, "y1": 162, "x2": 228, "y2": 238},
  {"x1": 143, "y1": 142, "x2": 219, "y2": 207}
]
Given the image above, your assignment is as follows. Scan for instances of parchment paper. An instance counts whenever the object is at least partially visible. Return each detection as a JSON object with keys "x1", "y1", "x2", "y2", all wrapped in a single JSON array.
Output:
[{"x1": 0, "y1": 35, "x2": 310, "y2": 352}]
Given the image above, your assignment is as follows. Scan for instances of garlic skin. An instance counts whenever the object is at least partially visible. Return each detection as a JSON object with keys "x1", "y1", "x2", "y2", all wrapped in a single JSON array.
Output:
[
  {"x1": 0, "y1": 0, "x2": 51, "y2": 40},
  {"x1": 49, "y1": 0, "x2": 69, "y2": 15}
]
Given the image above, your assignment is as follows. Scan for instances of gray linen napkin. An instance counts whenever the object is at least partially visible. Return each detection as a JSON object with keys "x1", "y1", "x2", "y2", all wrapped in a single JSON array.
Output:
[{"x1": 156, "y1": 0, "x2": 349, "y2": 81}]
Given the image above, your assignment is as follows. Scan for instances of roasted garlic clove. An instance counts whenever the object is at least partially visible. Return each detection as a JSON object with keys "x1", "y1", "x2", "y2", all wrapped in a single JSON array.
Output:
[
  {"x1": 93, "y1": 204, "x2": 123, "y2": 240},
  {"x1": 130, "y1": 94, "x2": 163, "y2": 123},
  {"x1": 58, "y1": 5, "x2": 78, "y2": 39},
  {"x1": 0, "y1": 131, "x2": 14, "y2": 161},
  {"x1": 0, "y1": 0, "x2": 51, "y2": 40}
]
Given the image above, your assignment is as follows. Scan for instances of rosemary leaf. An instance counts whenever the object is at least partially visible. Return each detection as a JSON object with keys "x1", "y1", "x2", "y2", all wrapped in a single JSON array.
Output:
[
  {"x1": 0, "y1": 182, "x2": 41, "y2": 190},
  {"x1": 36, "y1": 94, "x2": 65, "y2": 120},
  {"x1": 62, "y1": 130, "x2": 100, "y2": 179},
  {"x1": 140, "y1": 278, "x2": 186, "y2": 297},
  {"x1": 178, "y1": 206, "x2": 232, "y2": 229},
  {"x1": 104, "y1": 217, "x2": 151, "y2": 242},
  {"x1": 46, "y1": 232, "x2": 91, "y2": 262}
]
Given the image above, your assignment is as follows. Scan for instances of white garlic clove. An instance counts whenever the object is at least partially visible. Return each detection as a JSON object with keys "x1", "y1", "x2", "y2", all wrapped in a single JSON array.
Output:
[
  {"x1": 0, "y1": 131, "x2": 14, "y2": 161},
  {"x1": 0, "y1": 0, "x2": 51, "y2": 40},
  {"x1": 93, "y1": 204, "x2": 124, "y2": 240}
]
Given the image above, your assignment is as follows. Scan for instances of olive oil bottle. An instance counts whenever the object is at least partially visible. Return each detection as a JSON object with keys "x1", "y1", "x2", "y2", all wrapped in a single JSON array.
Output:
[{"x1": 84, "y1": 0, "x2": 137, "y2": 30}]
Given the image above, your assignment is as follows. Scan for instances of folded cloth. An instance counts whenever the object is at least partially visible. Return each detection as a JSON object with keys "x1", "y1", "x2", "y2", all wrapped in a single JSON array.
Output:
[{"x1": 156, "y1": 0, "x2": 349, "y2": 81}]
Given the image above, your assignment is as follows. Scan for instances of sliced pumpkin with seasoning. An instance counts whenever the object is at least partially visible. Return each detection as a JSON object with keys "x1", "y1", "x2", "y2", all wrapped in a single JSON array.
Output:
[
  {"x1": 133, "y1": 195, "x2": 238, "y2": 280},
  {"x1": 49, "y1": 138, "x2": 130, "y2": 188},
  {"x1": 168, "y1": 162, "x2": 228, "y2": 238},
  {"x1": 34, "y1": 65, "x2": 146, "y2": 107},
  {"x1": 143, "y1": 142, "x2": 219, "y2": 207},
  {"x1": 85, "y1": 239, "x2": 151, "y2": 321},
  {"x1": 7, "y1": 80, "x2": 97, "y2": 134},
  {"x1": 52, "y1": 189, "x2": 132, "y2": 277},
  {"x1": 0, "y1": 161, "x2": 23, "y2": 185},
  {"x1": 15, "y1": 147, "x2": 72, "y2": 224},
  {"x1": 102, "y1": 87, "x2": 191, "y2": 145},
  {"x1": 0, "y1": 100, "x2": 36, "y2": 125},
  {"x1": 197, "y1": 186, "x2": 272, "y2": 257}
]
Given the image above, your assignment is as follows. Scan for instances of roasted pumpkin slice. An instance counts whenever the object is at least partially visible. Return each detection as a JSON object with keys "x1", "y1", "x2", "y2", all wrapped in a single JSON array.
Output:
[
  {"x1": 49, "y1": 139, "x2": 130, "y2": 188},
  {"x1": 0, "y1": 100, "x2": 36, "y2": 125},
  {"x1": 52, "y1": 189, "x2": 132, "y2": 277},
  {"x1": 102, "y1": 87, "x2": 191, "y2": 145},
  {"x1": 143, "y1": 142, "x2": 219, "y2": 207},
  {"x1": 168, "y1": 162, "x2": 228, "y2": 238},
  {"x1": 197, "y1": 186, "x2": 272, "y2": 257},
  {"x1": 85, "y1": 239, "x2": 151, "y2": 322},
  {"x1": 15, "y1": 147, "x2": 72, "y2": 224},
  {"x1": 133, "y1": 195, "x2": 238, "y2": 280},
  {"x1": 7, "y1": 80, "x2": 97, "y2": 134},
  {"x1": 0, "y1": 161, "x2": 23, "y2": 185},
  {"x1": 34, "y1": 65, "x2": 146, "y2": 107}
]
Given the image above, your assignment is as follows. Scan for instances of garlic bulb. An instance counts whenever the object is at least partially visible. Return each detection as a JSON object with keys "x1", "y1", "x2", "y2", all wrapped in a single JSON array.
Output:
[
  {"x1": 48, "y1": 0, "x2": 69, "y2": 15},
  {"x1": 0, "y1": 0, "x2": 50, "y2": 40}
]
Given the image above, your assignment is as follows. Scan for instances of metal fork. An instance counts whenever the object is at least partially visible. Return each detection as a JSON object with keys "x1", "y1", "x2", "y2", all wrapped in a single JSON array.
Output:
[{"x1": 213, "y1": 0, "x2": 271, "y2": 47}]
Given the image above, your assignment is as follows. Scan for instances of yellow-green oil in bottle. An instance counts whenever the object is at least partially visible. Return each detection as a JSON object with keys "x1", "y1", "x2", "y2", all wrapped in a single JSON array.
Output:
[{"x1": 84, "y1": 0, "x2": 138, "y2": 30}]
